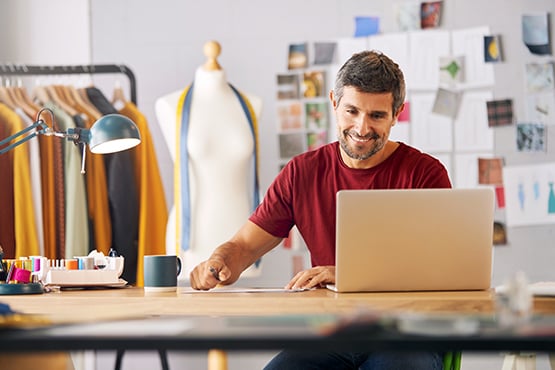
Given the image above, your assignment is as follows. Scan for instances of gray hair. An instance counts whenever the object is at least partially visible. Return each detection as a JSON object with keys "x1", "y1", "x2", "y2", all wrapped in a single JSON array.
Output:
[{"x1": 333, "y1": 50, "x2": 406, "y2": 116}]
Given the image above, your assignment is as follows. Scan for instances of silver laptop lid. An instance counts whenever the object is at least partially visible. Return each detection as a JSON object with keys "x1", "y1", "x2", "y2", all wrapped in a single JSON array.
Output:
[{"x1": 332, "y1": 188, "x2": 494, "y2": 293}]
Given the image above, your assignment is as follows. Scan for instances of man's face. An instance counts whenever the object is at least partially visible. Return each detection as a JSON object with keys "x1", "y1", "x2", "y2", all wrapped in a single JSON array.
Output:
[{"x1": 330, "y1": 86, "x2": 401, "y2": 169}]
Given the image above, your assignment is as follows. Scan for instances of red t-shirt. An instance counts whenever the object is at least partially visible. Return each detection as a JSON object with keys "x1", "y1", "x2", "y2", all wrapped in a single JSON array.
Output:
[{"x1": 249, "y1": 142, "x2": 452, "y2": 267}]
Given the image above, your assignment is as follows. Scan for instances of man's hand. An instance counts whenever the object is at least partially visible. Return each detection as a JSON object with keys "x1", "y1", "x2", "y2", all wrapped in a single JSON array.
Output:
[
  {"x1": 285, "y1": 266, "x2": 335, "y2": 290},
  {"x1": 189, "y1": 258, "x2": 232, "y2": 290}
]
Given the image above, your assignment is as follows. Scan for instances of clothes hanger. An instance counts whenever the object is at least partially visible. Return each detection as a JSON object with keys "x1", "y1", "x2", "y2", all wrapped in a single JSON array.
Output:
[
  {"x1": 0, "y1": 76, "x2": 18, "y2": 110},
  {"x1": 67, "y1": 84, "x2": 101, "y2": 120},
  {"x1": 1, "y1": 65, "x2": 34, "y2": 117},
  {"x1": 15, "y1": 84, "x2": 41, "y2": 113},
  {"x1": 111, "y1": 79, "x2": 128, "y2": 110},
  {"x1": 7, "y1": 80, "x2": 36, "y2": 118},
  {"x1": 77, "y1": 87, "x2": 103, "y2": 119},
  {"x1": 32, "y1": 83, "x2": 52, "y2": 106},
  {"x1": 44, "y1": 84, "x2": 78, "y2": 116},
  {"x1": 55, "y1": 85, "x2": 77, "y2": 108},
  {"x1": 9, "y1": 65, "x2": 41, "y2": 115}
]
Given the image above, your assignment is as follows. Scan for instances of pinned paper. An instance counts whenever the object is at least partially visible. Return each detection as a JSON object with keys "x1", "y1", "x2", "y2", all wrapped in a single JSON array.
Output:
[
  {"x1": 493, "y1": 221, "x2": 507, "y2": 245},
  {"x1": 522, "y1": 13, "x2": 552, "y2": 55},
  {"x1": 288, "y1": 43, "x2": 308, "y2": 70},
  {"x1": 487, "y1": 99, "x2": 514, "y2": 127},
  {"x1": 398, "y1": 102, "x2": 410, "y2": 123},
  {"x1": 421, "y1": 1, "x2": 442, "y2": 29},
  {"x1": 516, "y1": 123, "x2": 546, "y2": 152},
  {"x1": 396, "y1": 2, "x2": 421, "y2": 31},
  {"x1": 439, "y1": 56, "x2": 465, "y2": 86},
  {"x1": 525, "y1": 62, "x2": 555, "y2": 92},
  {"x1": 484, "y1": 35, "x2": 503, "y2": 62},
  {"x1": 478, "y1": 157, "x2": 504, "y2": 185},
  {"x1": 354, "y1": 16, "x2": 380, "y2": 37},
  {"x1": 313, "y1": 42, "x2": 337, "y2": 65},
  {"x1": 495, "y1": 187, "x2": 506, "y2": 209},
  {"x1": 432, "y1": 88, "x2": 462, "y2": 119}
]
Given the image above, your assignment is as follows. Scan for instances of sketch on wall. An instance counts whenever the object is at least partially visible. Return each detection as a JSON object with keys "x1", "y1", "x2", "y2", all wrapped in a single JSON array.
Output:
[{"x1": 503, "y1": 162, "x2": 555, "y2": 226}]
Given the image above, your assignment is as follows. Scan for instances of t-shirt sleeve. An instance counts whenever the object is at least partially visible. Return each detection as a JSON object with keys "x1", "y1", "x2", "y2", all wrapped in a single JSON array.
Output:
[
  {"x1": 415, "y1": 155, "x2": 452, "y2": 188},
  {"x1": 249, "y1": 163, "x2": 295, "y2": 238}
]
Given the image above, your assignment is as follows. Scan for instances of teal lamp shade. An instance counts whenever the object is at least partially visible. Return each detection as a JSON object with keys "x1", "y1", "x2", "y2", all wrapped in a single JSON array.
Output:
[{"x1": 88, "y1": 114, "x2": 141, "y2": 154}]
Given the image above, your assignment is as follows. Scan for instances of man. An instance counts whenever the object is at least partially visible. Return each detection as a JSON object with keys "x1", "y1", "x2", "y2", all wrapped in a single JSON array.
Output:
[{"x1": 190, "y1": 50, "x2": 450, "y2": 370}]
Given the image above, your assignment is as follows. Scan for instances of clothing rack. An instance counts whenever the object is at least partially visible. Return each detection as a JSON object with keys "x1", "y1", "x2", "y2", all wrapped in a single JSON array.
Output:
[{"x1": 0, "y1": 64, "x2": 137, "y2": 104}]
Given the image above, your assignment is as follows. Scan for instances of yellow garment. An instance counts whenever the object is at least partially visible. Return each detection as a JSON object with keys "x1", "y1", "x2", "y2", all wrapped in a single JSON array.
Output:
[
  {"x1": 174, "y1": 86, "x2": 190, "y2": 255},
  {"x1": 0, "y1": 104, "x2": 39, "y2": 257},
  {"x1": 119, "y1": 102, "x2": 168, "y2": 286}
]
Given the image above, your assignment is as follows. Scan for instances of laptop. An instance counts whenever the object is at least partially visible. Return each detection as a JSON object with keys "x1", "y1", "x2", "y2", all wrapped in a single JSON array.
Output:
[{"x1": 327, "y1": 188, "x2": 494, "y2": 293}]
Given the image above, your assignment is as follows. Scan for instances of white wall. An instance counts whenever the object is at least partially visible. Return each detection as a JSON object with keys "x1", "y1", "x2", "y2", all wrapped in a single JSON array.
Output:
[{"x1": 0, "y1": 0, "x2": 90, "y2": 64}]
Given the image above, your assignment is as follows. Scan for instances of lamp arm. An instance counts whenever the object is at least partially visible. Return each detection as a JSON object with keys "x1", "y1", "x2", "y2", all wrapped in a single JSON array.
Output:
[
  {"x1": 0, "y1": 120, "x2": 49, "y2": 154},
  {"x1": 0, "y1": 107, "x2": 84, "y2": 155}
]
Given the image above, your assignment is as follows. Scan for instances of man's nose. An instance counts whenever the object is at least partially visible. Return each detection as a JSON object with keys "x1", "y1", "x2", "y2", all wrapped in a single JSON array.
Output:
[{"x1": 353, "y1": 116, "x2": 372, "y2": 136}]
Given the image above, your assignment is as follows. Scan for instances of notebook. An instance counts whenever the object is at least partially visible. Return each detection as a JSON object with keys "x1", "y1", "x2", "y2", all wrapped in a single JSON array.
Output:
[{"x1": 327, "y1": 188, "x2": 494, "y2": 293}]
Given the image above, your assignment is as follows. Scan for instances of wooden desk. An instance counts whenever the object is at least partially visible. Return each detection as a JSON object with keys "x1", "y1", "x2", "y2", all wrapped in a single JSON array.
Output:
[
  {"x1": 1, "y1": 287, "x2": 511, "y2": 320},
  {"x1": 1, "y1": 287, "x2": 555, "y2": 353}
]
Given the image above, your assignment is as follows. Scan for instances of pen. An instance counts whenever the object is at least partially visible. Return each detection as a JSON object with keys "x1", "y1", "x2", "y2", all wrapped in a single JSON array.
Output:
[
  {"x1": 209, "y1": 266, "x2": 221, "y2": 281},
  {"x1": 5, "y1": 263, "x2": 15, "y2": 283}
]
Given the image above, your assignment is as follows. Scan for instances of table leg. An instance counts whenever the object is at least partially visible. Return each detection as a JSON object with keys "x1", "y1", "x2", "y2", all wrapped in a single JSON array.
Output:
[
  {"x1": 208, "y1": 349, "x2": 228, "y2": 370},
  {"x1": 549, "y1": 353, "x2": 555, "y2": 370}
]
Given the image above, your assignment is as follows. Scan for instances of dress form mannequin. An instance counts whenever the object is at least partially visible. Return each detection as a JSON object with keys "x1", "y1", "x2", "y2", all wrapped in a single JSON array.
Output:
[{"x1": 155, "y1": 41, "x2": 262, "y2": 278}]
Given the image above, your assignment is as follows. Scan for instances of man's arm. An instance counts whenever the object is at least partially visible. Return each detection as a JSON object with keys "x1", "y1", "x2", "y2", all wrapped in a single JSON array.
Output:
[{"x1": 189, "y1": 220, "x2": 283, "y2": 290}]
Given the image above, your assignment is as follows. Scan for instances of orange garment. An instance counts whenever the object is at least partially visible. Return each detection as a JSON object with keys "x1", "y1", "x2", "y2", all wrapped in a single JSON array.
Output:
[
  {"x1": 119, "y1": 102, "x2": 168, "y2": 286},
  {"x1": 37, "y1": 111, "x2": 57, "y2": 258}
]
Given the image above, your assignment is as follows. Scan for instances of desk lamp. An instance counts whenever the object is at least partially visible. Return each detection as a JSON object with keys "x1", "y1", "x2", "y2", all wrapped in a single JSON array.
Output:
[{"x1": 0, "y1": 108, "x2": 141, "y2": 173}]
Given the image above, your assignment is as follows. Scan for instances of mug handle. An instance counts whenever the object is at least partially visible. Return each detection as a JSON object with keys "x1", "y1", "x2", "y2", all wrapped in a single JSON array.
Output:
[{"x1": 176, "y1": 256, "x2": 182, "y2": 276}]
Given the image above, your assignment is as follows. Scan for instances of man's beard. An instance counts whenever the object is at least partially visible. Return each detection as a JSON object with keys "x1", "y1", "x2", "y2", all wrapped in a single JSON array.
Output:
[{"x1": 338, "y1": 129, "x2": 385, "y2": 161}]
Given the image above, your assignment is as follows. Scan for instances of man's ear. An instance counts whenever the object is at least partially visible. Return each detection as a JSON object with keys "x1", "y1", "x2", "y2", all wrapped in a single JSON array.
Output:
[
  {"x1": 329, "y1": 90, "x2": 337, "y2": 109},
  {"x1": 394, "y1": 102, "x2": 406, "y2": 120}
]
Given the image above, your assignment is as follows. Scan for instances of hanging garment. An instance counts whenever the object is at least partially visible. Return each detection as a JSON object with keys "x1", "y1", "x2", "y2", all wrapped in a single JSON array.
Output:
[
  {"x1": 86, "y1": 87, "x2": 139, "y2": 284},
  {"x1": 36, "y1": 107, "x2": 58, "y2": 259},
  {"x1": 68, "y1": 95, "x2": 112, "y2": 255},
  {"x1": 175, "y1": 83, "x2": 260, "y2": 253},
  {"x1": 0, "y1": 104, "x2": 16, "y2": 258},
  {"x1": 14, "y1": 108, "x2": 44, "y2": 256},
  {"x1": 119, "y1": 101, "x2": 168, "y2": 287},
  {"x1": 0, "y1": 104, "x2": 39, "y2": 257},
  {"x1": 50, "y1": 108, "x2": 66, "y2": 258},
  {"x1": 45, "y1": 103, "x2": 89, "y2": 258}
]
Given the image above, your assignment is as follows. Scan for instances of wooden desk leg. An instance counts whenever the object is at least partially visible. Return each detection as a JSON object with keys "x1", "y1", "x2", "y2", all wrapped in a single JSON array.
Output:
[
  {"x1": 208, "y1": 349, "x2": 228, "y2": 370},
  {"x1": 501, "y1": 353, "x2": 536, "y2": 370}
]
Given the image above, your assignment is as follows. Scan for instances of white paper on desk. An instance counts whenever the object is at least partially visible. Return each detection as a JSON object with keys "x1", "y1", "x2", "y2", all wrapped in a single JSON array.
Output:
[
  {"x1": 180, "y1": 287, "x2": 311, "y2": 294},
  {"x1": 496, "y1": 282, "x2": 555, "y2": 297},
  {"x1": 47, "y1": 318, "x2": 194, "y2": 337}
]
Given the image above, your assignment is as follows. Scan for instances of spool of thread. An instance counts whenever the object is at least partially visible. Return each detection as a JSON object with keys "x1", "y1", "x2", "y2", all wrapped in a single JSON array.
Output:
[
  {"x1": 77, "y1": 257, "x2": 95, "y2": 270},
  {"x1": 12, "y1": 267, "x2": 31, "y2": 283},
  {"x1": 66, "y1": 259, "x2": 78, "y2": 270},
  {"x1": 22, "y1": 259, "x2": 32, "y2": 271}
]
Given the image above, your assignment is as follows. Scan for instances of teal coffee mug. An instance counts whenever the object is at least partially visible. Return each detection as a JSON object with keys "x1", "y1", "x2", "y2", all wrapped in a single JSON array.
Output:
[{"x1": 143, "y1": 255, "x2": 182, "y2": 292}]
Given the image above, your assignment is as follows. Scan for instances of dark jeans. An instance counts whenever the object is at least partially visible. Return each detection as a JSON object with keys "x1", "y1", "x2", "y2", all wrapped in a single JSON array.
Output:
[{"x1": 263, "y1": 350, "x2": 443, "y2": 370}]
